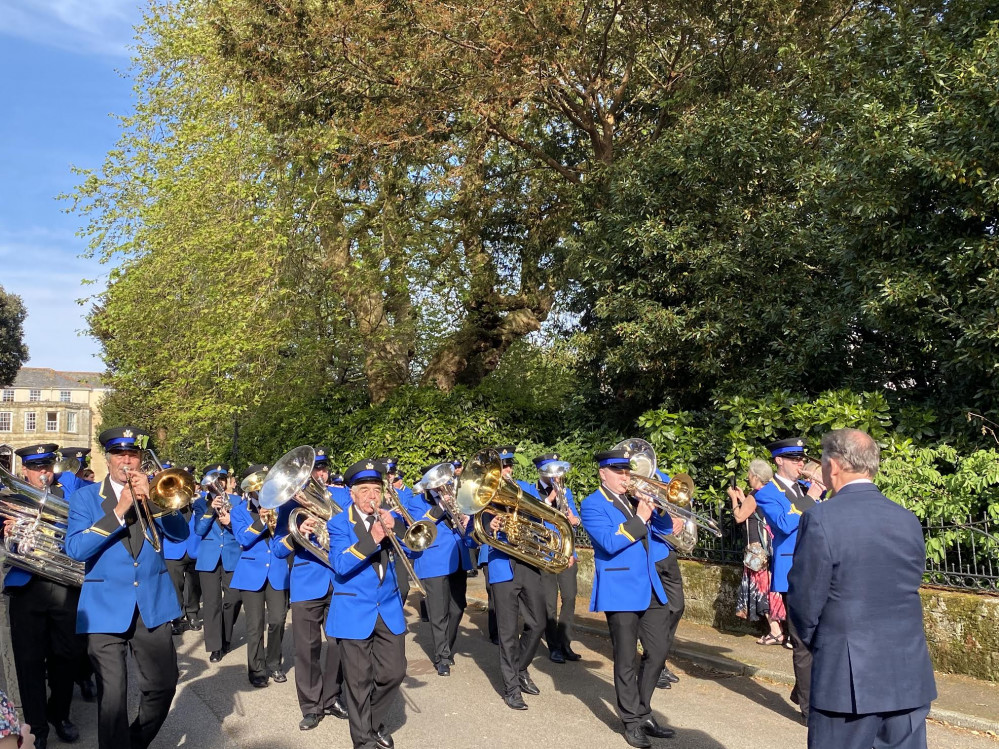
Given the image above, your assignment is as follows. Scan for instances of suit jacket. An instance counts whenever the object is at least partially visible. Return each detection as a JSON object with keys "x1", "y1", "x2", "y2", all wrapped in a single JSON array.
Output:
[
  {"x1": 788, "y1": 482, "x2": 937, "y2": 714},
  {"x1": 404, "y1": 490, "x2": 473, "y2": 578},
  {"x1": 229, "y1": 502, "x2": 291, "y2": 592},
  {"x1": 192, "y1": 494, "x2": 243, "y2": 572},
  {"x1": 162, "y1": 509, "x2": 196, "y2": 561},
  {"x1": 273, "y1": 516, "x2": 335, "y2": 604},
  {"x1": 752, "y1": 478, "x2": 805, "y2": 592},
  {"x1": 580, "y1": 486, "x2": 671, "y2": 612},
  {"x1": 65, "y1": 478, "x2": 188, "y2": 633},
  {"x1": 324, "y1": 503, "x2": 411, "y2": 640}
]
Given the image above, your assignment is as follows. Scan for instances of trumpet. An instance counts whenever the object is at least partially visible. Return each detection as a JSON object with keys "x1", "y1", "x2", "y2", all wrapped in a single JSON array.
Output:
[
  {"x1": 455, "y1": 449, "x2": 574, "y2": 574},
  {"x1": 415, "y1": 462, "x2": 467, "y2": 536},
  {"x1": 615, "y1": 438, "x2": 722, "y2": 553},
  {"x1": 124, "y1": 449, "x2": 198, "y2": 554},
  {"x1": 259, "y1": 446, "x2": 341, "y2": 563}
]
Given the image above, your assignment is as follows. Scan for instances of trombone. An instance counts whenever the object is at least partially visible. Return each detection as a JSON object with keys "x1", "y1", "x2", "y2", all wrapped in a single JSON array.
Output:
[
  {"x1": 614, "y1": 438, "x2": 722, "y2": 553},
  {"x1": 124, "y1": 449, "x2": 197, "y2": 554},
  {"x1": 379, "y1": 479, "x2": 436, "y2": 596}
]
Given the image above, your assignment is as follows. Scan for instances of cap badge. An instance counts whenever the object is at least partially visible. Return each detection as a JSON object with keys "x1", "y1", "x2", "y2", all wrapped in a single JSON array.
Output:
[
  {"x1": 123, "y1": 429, "x2": 134, "y2": 438},
  {"x1": 263, "y1": 465, "x2": 269, "y2": 471},
  {"x1": 624, "y1": 451, "x2": 631, "y2": 459},
  {"x1": 796, "y1": 440, "x2": 804, "y2": 447},
  {"x1": 36, "y1": 446, "x2": 45, "y2": 453},
  {"x1": 365, "y1": 462, "x2": 374, "y2": 470}
]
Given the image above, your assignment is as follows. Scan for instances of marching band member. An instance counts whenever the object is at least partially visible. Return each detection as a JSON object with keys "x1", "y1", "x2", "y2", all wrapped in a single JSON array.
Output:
[
  {"x1": 323, "y1": 459, "x2": 413, "y2": 749},
  {"x1": 192, "y1": 464, "x2": 242, "y2": 662},
  {"x1": 407, "y1": 463, "x2": 473, "y2": 676},
  {"x1": 648, "y1": 467, "x2": 684, "y2": 691},
  {"x1": 752, "y1": 437, "x2": 823, "y2": 723},
  {"x1": 164, "y1": 490, "x2": 201, "y2": 636},
  {"x1": 54, "y1": 447, "x2": 96, "y2": 495},
  {"x1": 273, "y1": 456, "x2": 348, "y2": 731},
  {"x1": 65, "y1": 427, "x2": 190, "y2": 749},
  {"x1": 532, "y1": 453, "x2": 581, "y2": 663},
  {"x1": 230, "y1": 464, "x2": 291, "y2": 688},
  {"x1": 486, "y1": 445, "x2": 546, "y2": 711},
  {"x1": 580, "y1": 447, "x2": 676, "y2": 748},
  {"x1": 3, "y1": 444, "x2": 83, "y2": 748}
]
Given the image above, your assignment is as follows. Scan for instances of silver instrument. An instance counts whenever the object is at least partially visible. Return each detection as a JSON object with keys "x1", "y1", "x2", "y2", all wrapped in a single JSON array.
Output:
[
  {"x1": 537, "y1": 460, "x2": 573, "y2": 517},
  {"x1": 415, "y1": 462, "x2": 467, "y2": 536}
]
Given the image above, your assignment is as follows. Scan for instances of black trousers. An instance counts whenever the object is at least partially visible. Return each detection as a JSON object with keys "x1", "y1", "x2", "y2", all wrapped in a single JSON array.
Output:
[
  {"x1": 423, "y1": 570, "x2": 467, "y2": 665},
  {"x1": 605, "y1": 597, "x2": 671, "y2": 730},
  {"x1": 291, "y1": 590, "x2": 343, "y2": 716},
  {"x1": 337, "y1": 616, "x2": 407, "y2": 749},
  {"x1": 482, "y1": 564, "x2": 497, "y2": 641},
  {"x1": 808, "y1": 704, "x2": 930, "y2": 749},
  {"x1": 6, "y1": 578, "x2": 81, "y2": 742},
  {"x1": 241, "y1": 583, "x2": 289, "y2": 679},
  {"x1": 541, "y1": 563, "x2": 578, "y2": 652},
  {"x1": 88, "y1": 609, "x2": 179, "y2": 749},
  {"x1": 655, "y1": 553, "x2": 685, "y2": 659},
  {"x1": 492, "y1": 560, "x2": 545, "y2": 697},
  {"x1": 783, "y1": 592, "x2": 813, "y2": 720},
  {"x1": 396, "y1": 561, "x2": 410, "y2": 605},
  {"x1": 166, "y1": 555, "x2": 201, "y2": 619},
  {"x1": 199, "y1": 564, "x2": 241, "y2": 652}
]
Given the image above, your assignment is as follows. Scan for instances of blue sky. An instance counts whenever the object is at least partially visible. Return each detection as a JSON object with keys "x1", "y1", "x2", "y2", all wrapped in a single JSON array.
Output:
[{"x1": 0, "y1": 1, "x2": 146, "y2": 372}]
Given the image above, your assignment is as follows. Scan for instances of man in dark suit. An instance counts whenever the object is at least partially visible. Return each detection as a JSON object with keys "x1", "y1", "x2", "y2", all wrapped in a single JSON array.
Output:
[
  {"x1": 64, "y1": 426, "x2": 191, "y2": 749},
  {"x1": 789, "y1": 428, "x2": 936, "y2": 749}
]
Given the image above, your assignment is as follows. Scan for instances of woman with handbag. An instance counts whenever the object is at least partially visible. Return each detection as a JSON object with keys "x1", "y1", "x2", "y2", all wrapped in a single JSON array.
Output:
[{"x1": 728, "y1": 459, "x2": 786, "y2": 645}]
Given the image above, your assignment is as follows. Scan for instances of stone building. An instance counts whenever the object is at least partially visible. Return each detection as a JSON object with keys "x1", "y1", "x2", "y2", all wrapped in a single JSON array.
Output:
[{"x1": 0, "y1": 368, "x2": 109, "y2": 480}]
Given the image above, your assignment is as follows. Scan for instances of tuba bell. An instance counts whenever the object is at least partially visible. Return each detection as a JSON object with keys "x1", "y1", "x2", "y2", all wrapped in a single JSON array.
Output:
[
  {"x1": 455, "y1": 449, "x2": 574, "y2": 574},
  {"x1": 259, "y1": 446, "x2": 340, "y2": 564},
  {"x1": 614, "y1": 438, "x2": 722, "y2": 553},
  {"x1": 0, "y1": 465, "x2": 84, "y2": 587}
]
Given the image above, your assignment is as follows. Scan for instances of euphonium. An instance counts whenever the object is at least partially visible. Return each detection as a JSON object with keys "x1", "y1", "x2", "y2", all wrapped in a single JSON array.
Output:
[
  {"x1": 0, "y1": 465, "x2": 84, "y2": 587},
  {"x1": 259, "y1": 446, "x2": 340, "y2": 563},
  {"x1": 614, "y1": 438, "x2": 722, "y2": 553},
  {"x1": 455, "y1": 449, "x2": 574, "y2": 574}
]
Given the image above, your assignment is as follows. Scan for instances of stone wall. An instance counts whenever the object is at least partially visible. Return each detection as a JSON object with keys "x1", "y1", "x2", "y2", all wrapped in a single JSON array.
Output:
[{"x1": 574, "y1": 549, "x2": 999, "y2": 681}]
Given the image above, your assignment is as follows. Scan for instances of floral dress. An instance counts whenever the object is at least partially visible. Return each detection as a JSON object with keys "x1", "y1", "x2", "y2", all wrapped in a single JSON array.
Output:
[{"x1": 0, "y1": 689, "x2": 19, "y2": 740}]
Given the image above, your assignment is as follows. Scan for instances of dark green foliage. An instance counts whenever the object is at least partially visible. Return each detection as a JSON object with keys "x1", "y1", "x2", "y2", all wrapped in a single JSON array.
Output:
[{"x1": 0, "y1": 286, "x2": 29, "y2": 387}]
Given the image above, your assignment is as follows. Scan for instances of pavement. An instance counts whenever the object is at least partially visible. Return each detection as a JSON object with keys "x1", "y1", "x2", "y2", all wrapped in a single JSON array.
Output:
[{"x1": 48, "y1": 575, "x2": 999, "y2": 749}]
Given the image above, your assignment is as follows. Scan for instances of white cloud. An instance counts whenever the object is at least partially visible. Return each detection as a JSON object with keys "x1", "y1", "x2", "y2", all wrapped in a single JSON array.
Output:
[
  {"x1": 0, "y1": 0, "x2": 146, "y2": 57},
  {"x1": 0, "y1": 224, "x2": 107, "y2": 372}
]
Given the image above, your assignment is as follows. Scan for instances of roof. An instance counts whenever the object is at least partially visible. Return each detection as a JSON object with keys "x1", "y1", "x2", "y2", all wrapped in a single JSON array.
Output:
[{"x1": 11, "y1": 368, "x2": 105, "y2": 390}]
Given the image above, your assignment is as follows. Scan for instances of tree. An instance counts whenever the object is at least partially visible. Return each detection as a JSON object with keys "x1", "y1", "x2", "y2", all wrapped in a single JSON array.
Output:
[{"x1": 0, "y1": 285, "x2": 28, "y2": 387}]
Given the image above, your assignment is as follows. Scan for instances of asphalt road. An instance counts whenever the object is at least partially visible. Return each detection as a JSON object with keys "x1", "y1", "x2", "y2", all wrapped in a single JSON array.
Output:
[{"x1": 58, "y1": 600, "x2": 996, "y2": 749}]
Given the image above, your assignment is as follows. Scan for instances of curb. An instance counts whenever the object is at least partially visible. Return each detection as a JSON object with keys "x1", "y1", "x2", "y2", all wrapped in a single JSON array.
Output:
[{"x1": 471, "y1": 594, "x2": 999, "y2": 737}]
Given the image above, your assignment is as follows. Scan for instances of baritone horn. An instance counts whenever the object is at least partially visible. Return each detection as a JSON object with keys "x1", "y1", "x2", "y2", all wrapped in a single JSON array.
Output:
[
  {"x1": 259, "y1": 446, "x2": 340, "y2": 564},
  {"x1": 455, "y1": 449, "x2": 574, "y2": 574},
  {"x1": 614, "y1": 438, "x2": 722, "y2": 553}
]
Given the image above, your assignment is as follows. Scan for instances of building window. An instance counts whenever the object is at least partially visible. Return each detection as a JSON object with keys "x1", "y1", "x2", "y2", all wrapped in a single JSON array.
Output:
[
  {"x1": 66, "y1": 412, "x2": 77, "y2": 433},
  {"x1": 0, "y1": 413, "x2": 10, "y2": 432},
  {"x1": 24, "y1": 412, "x2": 36, "y2": 431},
  {"x1": 29, "y1": 389, "x2": 40, "y2": 402},
  {"x1": 46, "y1": 412, "x2": 58, "y2": 432},
  {"x1": 60, "y1": 390, "x2": 71, "y2": 403},
  {"x1": 1, "y1": 389, "x2": 12, "y2": 402}
]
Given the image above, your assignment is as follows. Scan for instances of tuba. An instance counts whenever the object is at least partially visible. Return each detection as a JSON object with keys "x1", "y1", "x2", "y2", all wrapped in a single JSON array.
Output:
[
  {"x1": 455, "y1": 449, "x2": 574, "y2": 574},
  {"x1": 415, "y1": 462, "x2": 467, "y2": 536},
  {"x1": 259, "y1": 446, "x2": 340, "y2": 564},
  {"x1": 615, "y1": 438, "x2": 722, "y2": 553},
  {"x1": 0, "y1": 465, "x2": 84, "y2": 587}
]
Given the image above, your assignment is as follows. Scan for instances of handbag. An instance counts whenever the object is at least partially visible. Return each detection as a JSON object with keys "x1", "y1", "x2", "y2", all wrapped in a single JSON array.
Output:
[{"x1": 743, "y1": 542, "x2": 768, "y2": 572}]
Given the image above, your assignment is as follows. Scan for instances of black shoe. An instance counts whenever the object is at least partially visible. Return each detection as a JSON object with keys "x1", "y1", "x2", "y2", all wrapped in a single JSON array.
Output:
[
  {"x1": 489, "y1": 636, "x2": 499, "y2": 645},
  {"x1": 655, "y1": 671, "x2": 672, "y2": 689},
  {"x1": 171, "y1": 619, "x2": 185, "y2": 636},
  {"x1": 188, "y1": 615, "x2": 203, "y2": 632},
  {"x1": 624, "y1": 726, "x2": 652, "y2": 748},
  {"x1": 270, "y1": 670, "x2": 287, "y2": 683},
  {"x1": 662, "y1": 667, "x2": 679, "y2": 684},
  {"x1": 209, "y1": 650, "x2": 224, "y2": 663},
  {"x1": 299, "y1": 713, "x2": 323, "y2": 731},
  {"x1": 34, "y1": 737, "x2": 48, "y2": 749},
  {"x1": 78, "y1": 678, "x2": 97, "y2": 702},
  {"x1": 375, "y1": 728, "x2": 394, "y2": 749},
  {"x1": 325, "y1": 698, "x2": 349, "y2": 720},
  {"x1": 448, "y1": 655, "x2": 455, "y2": 665},
  {"x1": 436, "y1": 661, "x2": 451, "y2": 677},
  {"x1": 563, "y1": 647, "x2": 582, "y2": 661},
  {"x1": 504, "y1": 693, "x2": 528, "y2": 710},
  {"x1": 251, "y1": 675, "x2": 269, "y2": 688},
  {"x1": 466, "y1": 569, "x2": 479, "y2": 578},
  {"x1": 790, "y1": 685, "x2": 799, "y2": 705},
  {"x1": 51, "y1": 719, "x2": 80, "y2": 743},
  {"x1": 518, "y1": 673, "x2": 540, "y2": 696},
  {"x1": 640, "y1": 718, "x2": 675, "y2": 738},
  {"x1": 549, "y1": 648, "x2": 566, "y2": 664}
]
